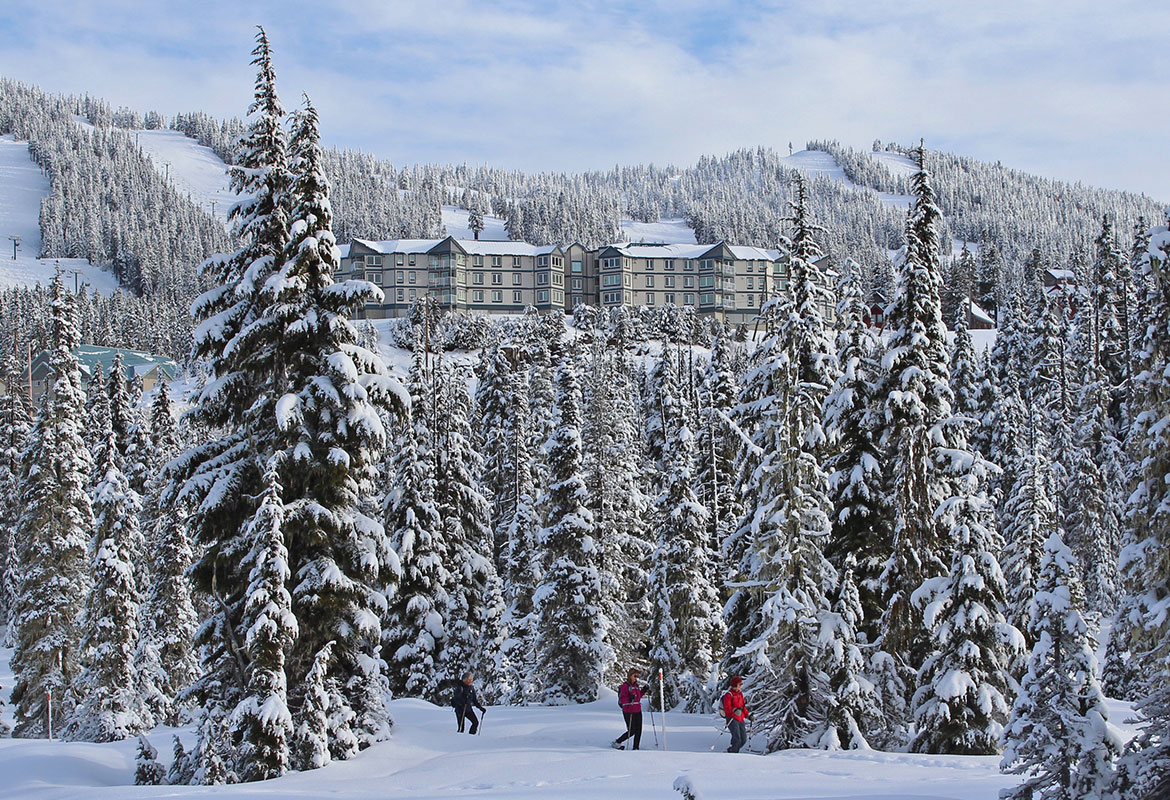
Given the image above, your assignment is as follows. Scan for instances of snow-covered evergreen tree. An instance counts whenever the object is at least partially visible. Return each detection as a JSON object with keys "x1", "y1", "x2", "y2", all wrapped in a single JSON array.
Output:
[
  {"x1": 10, "y1": 270, "x2": 94, "y2": 738},
  {"x1": 65, "y1": 424, "x2": 145, "y2": 743},
  {"x1": 382, "y1": 404, "x2": 448, "y2": 699},
  {"x1": 0, "y1": 358, "x2": 30, "y2": 630},
  {"x1": 823, "y1": 271, "x2": 885, "y2": 635},
  {"x1": 911, "y1": 440, "x2": 1020, "y2": 755},
  {"x1": 535, "y1": 361, "x2": 611, "y2": 703},
  {"x1": 230, "y1": 460, "x2": 297, "y2": 781},
  {"x1": 1000, "y1": 532, "x2": 1119, "y2": 800},
  {"x1": 874, "y1": 145, "x2": 955, "y2": 689}
]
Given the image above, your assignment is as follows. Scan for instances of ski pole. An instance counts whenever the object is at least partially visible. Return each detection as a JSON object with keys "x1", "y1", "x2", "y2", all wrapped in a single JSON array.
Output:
[
  {"x1": 648, "y1": 702, "x2": 659, "y2": 749},
  {"x1": 658, "y1": 668, "x2": 667, "y2": 752},
  {"x1": 477, "y1": 707, "x2": 485, "y2": 735}
]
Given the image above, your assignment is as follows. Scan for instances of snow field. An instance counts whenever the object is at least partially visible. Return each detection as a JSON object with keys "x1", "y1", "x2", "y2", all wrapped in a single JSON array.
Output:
[
  {"x1": 0, "y1": 136, "x2": 120, "y2": 294},
  {"x1": 133, "y1": 129, "x2": 236, "y2": 227}
]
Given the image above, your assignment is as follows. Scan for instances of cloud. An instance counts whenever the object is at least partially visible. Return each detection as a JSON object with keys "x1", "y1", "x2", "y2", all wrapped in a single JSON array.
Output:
[{"x1": 0, "y1": 0, "x2": 1166, "y2": 200}]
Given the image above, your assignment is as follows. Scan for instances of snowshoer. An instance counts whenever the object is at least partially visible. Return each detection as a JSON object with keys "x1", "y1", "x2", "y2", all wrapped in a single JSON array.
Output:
[
  {"x1": 611, "y1": 668, "x2": 648, "y2": 750},
  {"x1": 721, "y1": 676, "x2": 749, "y2": 753},
  {"x1": 453, "y1": 671, "x2": 486, "y2": 734}
]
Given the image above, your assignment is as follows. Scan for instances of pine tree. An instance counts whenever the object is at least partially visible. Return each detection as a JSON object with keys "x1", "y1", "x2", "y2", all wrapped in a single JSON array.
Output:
[
  {"x1": 812, "y1": 557, "x2": 882, "y2": 750},
  {"x1": 1000, "y1": 532, "x2": 1119, "y2": 800},
  {"x1": 733, "y1": 293, "x2": 837, "y2": 752},
  {"x1": 823, "y1": 271, "x2": 886, "y2": 636},
  {"x1": 911, "y1": 440, "x2": 1020, "y2": 755},
  {"x1": 136, "y1": 379, "x2": 198, "y2": 726},
  {"x1": 0, "y1": 358, "x2": 30, "y2": 629},
  {"x1": 535, "y1": 361, "x2": 611, "y2": 703},
  {"x1": 10, "y1": 270, "x2": 94, "y2": 738},
  {"x1": 874, "y1": 145, "x2": 955, "y2": 690},
  {"x1": 646, "y1": 415, "x2": 721, "y2": 711},
  {"x1": 1109, "y1": 220, "x2": 1170, "y2": 799},
  {"x1": 272, "y1": 94, "x2": 398, "y2": 751},
  {"x1": 295, "y1": 642, "x2": 333, "y2": 771},
  {"x1": 65, "y1": 425, "x2": 145, "y2": 742},
  {"x1": 382, "y1": 406, "x2": 448, "y2": 698},
  {"x1": 230, "y1": 460, "x2": 297, "y2": 781}
]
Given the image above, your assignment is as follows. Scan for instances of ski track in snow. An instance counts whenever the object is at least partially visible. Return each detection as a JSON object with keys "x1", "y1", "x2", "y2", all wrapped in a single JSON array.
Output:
[{"x1": 0, "y1": 135, "x2": 120, "y2": 294}]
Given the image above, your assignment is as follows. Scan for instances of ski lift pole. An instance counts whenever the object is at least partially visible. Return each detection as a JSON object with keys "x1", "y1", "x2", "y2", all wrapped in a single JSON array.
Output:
[
  {"x1": 46, "y1": 688, "x2": 52, "y2": 741},
  {"x1": 658, "y1": 668, "x2": 667, "y2": 752}
]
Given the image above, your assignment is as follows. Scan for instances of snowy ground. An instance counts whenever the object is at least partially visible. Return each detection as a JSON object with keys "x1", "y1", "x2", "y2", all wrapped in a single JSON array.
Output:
[
  {"x1": 134, "y1": 129, "x2": 235, "y2": 227},
  {"x1": 621, "y1": 218, "x2": 697, "y2": 244},
  {"x1": 0, "y1": 135, "x2": 120, "y2": 294}
]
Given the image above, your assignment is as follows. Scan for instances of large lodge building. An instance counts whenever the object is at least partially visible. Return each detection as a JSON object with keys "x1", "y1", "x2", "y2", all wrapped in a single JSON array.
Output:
[{"x1": 338, "y1": 236, "x2": 834, "y2": 326}]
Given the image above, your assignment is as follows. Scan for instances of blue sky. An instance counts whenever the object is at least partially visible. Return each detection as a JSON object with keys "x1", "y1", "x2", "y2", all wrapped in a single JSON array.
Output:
[{"x1": 2, "y1": 0, "x2": 1167, "y2": 201}]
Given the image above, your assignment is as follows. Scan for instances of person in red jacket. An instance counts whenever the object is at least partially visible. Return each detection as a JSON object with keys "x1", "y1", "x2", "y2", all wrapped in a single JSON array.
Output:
[
  {"x1": 721, "y1": 676, "x2": 749, "y2": 753},
  {"x1": 611, "y1": 668, "x2": 648, "y2": 750}
]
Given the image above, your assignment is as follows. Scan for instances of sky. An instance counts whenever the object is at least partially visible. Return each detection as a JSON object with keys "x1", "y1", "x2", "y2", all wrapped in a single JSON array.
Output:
[{"x1": 2, "y1": 0, "x2": 1167, "y2": 201}]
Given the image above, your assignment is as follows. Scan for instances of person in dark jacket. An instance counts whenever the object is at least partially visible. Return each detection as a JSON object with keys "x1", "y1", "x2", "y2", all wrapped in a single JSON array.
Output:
[
  {"x1": 611, "y1": 668, "x2": 648, "y2": 750},
  {"x1": 721, "y1": 676, "x2": 749, "y2": 753},
  {"x1": 453, "y1": 671, "x2": 486, "y2": 734}
]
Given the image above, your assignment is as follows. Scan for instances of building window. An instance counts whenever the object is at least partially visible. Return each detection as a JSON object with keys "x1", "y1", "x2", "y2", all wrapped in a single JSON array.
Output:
[
  {"x1": 395, "y1": 254, "x2": 404, "y2": 266},
  {"x1": 624, "y1": 291, "x2": 632, "y2": 304},
  {"x1": 367, "y1": 256, "x2": 382, "y2": 266},
  {"x1": 512, "y1": 256, "x2": 522, "y2": 267},
  {"x1": 664, "y1": 259, "x2": 675, "y2": 270},
  {"x1": 473, "y1": 255, "x2": 483, "y2": 266},
  {"x1": 396, "y1": 271, "x2": 405, "y2": 284},
  {"x1": 646, "y1": 275, "x2": 655, "y2": 288},
  {"x1": 746, "y1": 294, "x2": 755, "y2": 307},
  {"x1": 538, "y1": 289, "x2": 550, "y2": 304},
  {"x1": 512, "y1": 273, "x2": 522, "y2": 285},
  {"x1": 537, "y1": 256, "x2": 549, "y2": 267},
  {"x1": 646, "y1": 292, "x2": 655, "y2": 305},
  {"x1": 429, "y1": 255, "x2": 439, "y2": 268},
  {"x1": 492, "y1": 273, "x2": 503, "y2": 285},
  {"x1": 473, "y1": 272, "x2": 484, "y2": 285},
  {"x1": 571, "y1": 278, "x2": 582, "y2": 290},
  {"x1": 457, "y1": 288, "x2": 466, "y2": 302},
  {"x1": 685, "y1": 293, "x2": 695, "y2": 305},
  {"x1": 700, "y1": 293, "x2": 714, "y2": 305},
  {"x1": 492, "y1": 290, "x2": 503, "y2": 303},
  {"x1": 646, "y1": 259, "x2": 654, "y2": 270},
  {"x1": 684, "y1": 260, "x2": 694, "y2": 271},
  {"x1": 603, "y1": 291, "x2": 621, "y2": 304},
  {"x1": 684, "y1": 276, "x2": 695, "y2": 288},
  {"x1": 365, "y1": 272, "x2": 382, "y2": 284},
  {"x1": 352, "y1": 256, "x2": 365, "y2": 267},
  {"x1": 396, "y1": 289, "x2": 404, "y2": 302},
  {"x1": 537, "y1": 272, "x2": 550, "y2": 286},
  {"x1": 700, "y1": 259, "x2": 713, "y2": 271},
  {"x1": 699, "y1": 275, "x2": 715, "y2": 289},
  {"x1": 747, "y1": 277, "x2": 754, "y2": 289},
  {"x1": 664, "y1": 293, "x2": 675, "y2": 305},
  {"x1": 572, "y1": 295, "x2": 584, "y2": 307},
  {"x1": 664, "y1": 276, "x2": 675, "y2": 288},
  {"x1": 408, "y1": 271, "x2": 417, "y2": 284},
  {"x1": 473, "y1": 289, "x2": 484, "y2": 303},
  {"x1": 571, "y1": 260, "x2": 583, "y2": 273},
  {"x1": 552, "y1": 272, "x2": 563, "y2": 286},
  {"x1": 513, "y1": 290, "x2": 523, "y2": 303},
  {"x1": 552, "y1": 256, "x2": 563, "y2": 268},
  {"x1": 408, "y1": 289, "x2": 417, "y2": 300},
  {"x1": 746, "y1": 262, "x2": 754, "y2": 273},
  {"x1": 602, "y1": 274, "x2": 622, "y2": 287},
  {"x1": 602, "y1": 257, "x2": 621, "y2": 270},
  {"x1": 491, "y1": 255, "x2": 502, "y2": 267},
  {"x1": 552, "y1": 289, "x2": 563, "y2": 303}
]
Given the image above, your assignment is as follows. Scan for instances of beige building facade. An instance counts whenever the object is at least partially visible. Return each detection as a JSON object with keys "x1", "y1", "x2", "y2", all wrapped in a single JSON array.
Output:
[{"x1": 339, "y1": 237, "x2": 832, "y2": 325}]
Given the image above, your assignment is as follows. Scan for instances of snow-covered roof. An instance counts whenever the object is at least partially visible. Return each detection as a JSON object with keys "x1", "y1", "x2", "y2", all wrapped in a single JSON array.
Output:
[
  {"x1": 345, "y1": 238, "x2": 560, "y2": 257},
  {"x1": 970, "y1": 302, "x2": 994, "y2": 325},
  {"x1": 1045, "y1": 267, "x2": 1076, "y2": 281},
  {"x1": 728, "y1": 245, "x2": 784, "y2": 261}
]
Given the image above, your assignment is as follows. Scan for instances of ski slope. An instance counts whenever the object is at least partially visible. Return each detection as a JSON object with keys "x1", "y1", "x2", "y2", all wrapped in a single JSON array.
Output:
[
  {"x1": 784, "y1": 149, "x2": 913, "y2": 209},
  {"x1": 0, "y1": 135, "x2": 120, "y2": 294},
  {"x1": 134, "y1": 129, "x2": 235, "y2": 227}
]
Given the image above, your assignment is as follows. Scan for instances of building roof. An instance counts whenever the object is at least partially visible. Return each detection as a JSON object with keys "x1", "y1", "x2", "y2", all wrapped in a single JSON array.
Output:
[
  {"x1": 32, "y1": 345, "x2": 179, "y2": 383},
  {"x1": 346, "y1": 237, "x2": 560, "y2": 258}
]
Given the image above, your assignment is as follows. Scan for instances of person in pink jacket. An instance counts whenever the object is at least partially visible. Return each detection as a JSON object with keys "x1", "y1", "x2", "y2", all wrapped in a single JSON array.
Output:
[{"x1": 611, "y1": 668, "x2": 649, "y2": 750}]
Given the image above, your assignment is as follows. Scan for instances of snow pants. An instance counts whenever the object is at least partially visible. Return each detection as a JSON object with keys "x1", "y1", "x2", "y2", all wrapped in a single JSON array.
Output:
[
  {"x1": 456, "y1": 706, "x2": 479, "y2": 734},
  {"x1": 616, "y1": 711, "x2": 642, "y2": 749},
  {"x1": 727, "y1": 719, "x2": 746, "y2": 753}
]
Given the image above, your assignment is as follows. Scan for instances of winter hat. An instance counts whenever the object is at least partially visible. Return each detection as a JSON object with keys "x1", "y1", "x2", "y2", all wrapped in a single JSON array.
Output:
[{"x1": 729, "y1": 676, "x2": 743, "y2": 687}]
